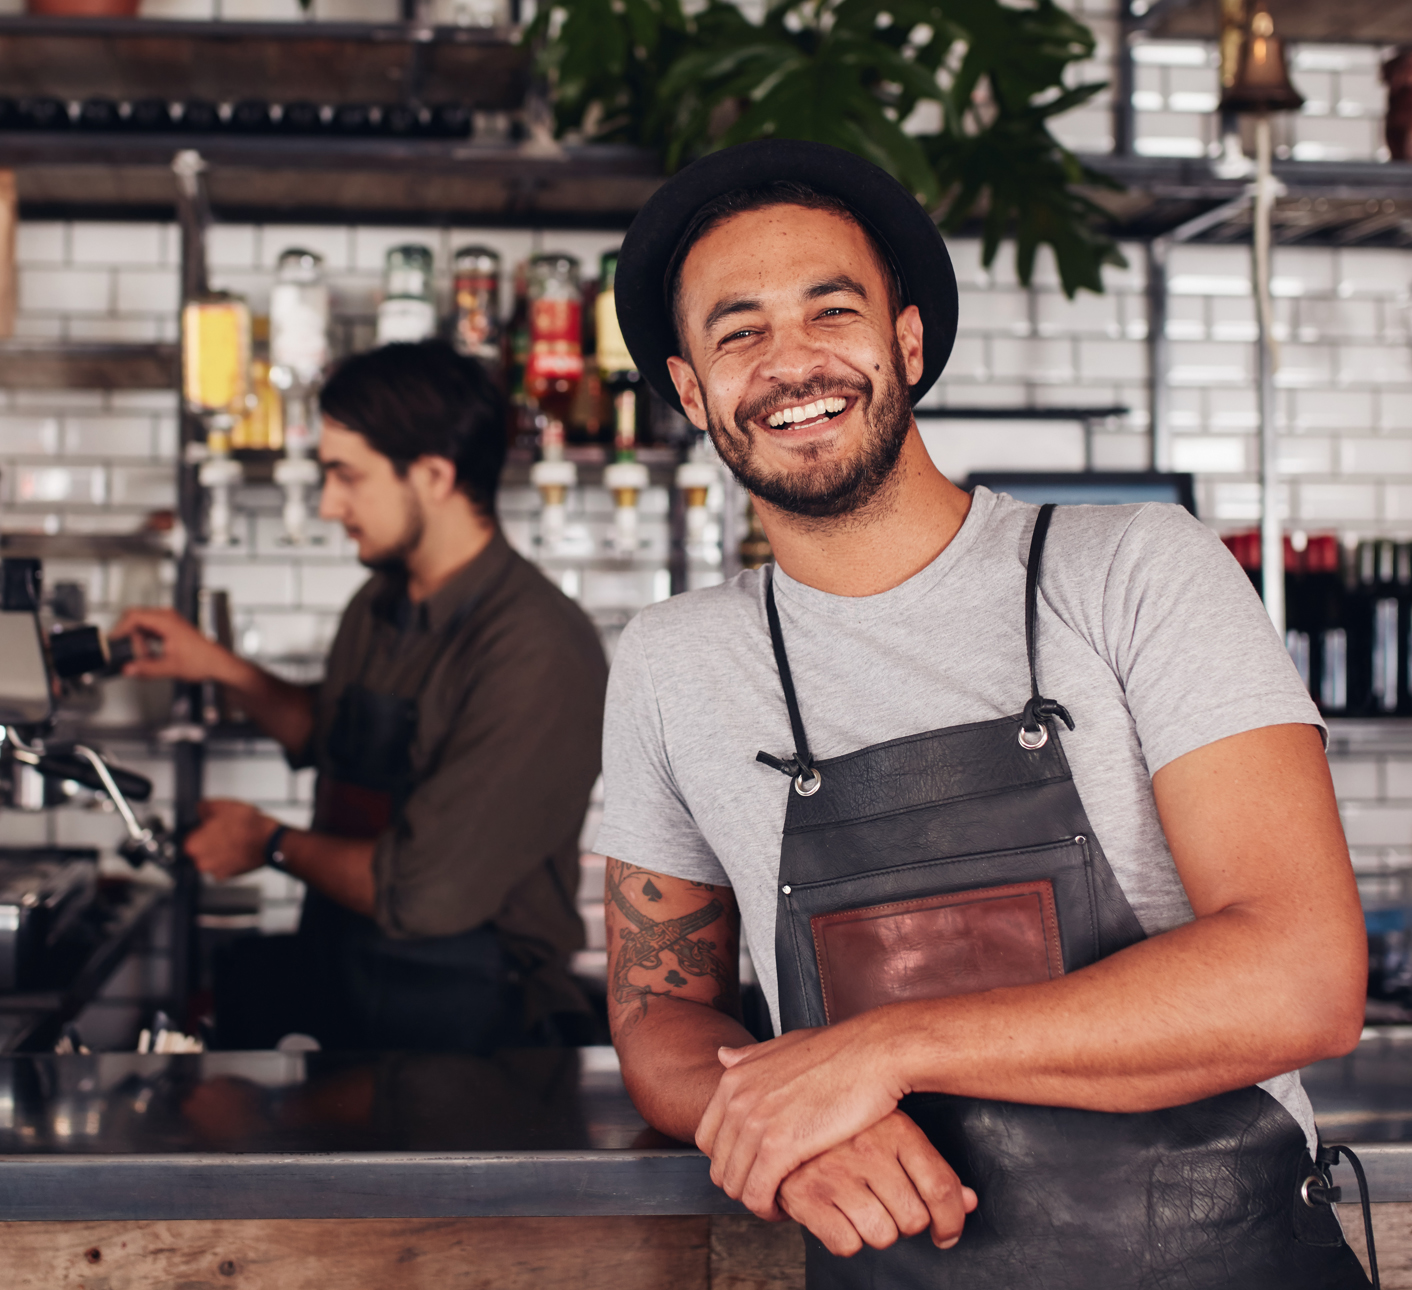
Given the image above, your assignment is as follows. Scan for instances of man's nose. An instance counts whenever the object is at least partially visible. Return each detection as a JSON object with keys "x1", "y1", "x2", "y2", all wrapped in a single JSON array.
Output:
[
  {"x1": 757, "y1": 322, "x2": 829, "y2": 387},
  {"x1": 316, "y1": 483, "x2": 339, "y2": 521}
]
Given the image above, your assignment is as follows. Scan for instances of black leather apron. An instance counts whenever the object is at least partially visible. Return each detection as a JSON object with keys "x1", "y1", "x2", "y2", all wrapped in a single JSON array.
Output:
[{"x1": 759, "y1": 505, "x2": 1369, "y2": 1289}]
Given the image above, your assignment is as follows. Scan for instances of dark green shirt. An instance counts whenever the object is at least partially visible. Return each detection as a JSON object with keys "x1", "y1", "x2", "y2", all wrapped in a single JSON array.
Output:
[{"x1": 303, "y1": 529, "x2": 607, "y2": 1019}]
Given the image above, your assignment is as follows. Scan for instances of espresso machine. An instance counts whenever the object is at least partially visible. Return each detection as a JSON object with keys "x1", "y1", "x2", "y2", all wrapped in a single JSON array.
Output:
[{"x1": 0, "y1": 557, "x2": 175, "y2": 995}]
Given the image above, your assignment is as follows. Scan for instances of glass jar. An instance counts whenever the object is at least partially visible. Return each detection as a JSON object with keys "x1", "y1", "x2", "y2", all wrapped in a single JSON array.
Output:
[
  {"x1": 526, "y1": 252, "x2": 583, "y2": 425},
  {"x1": 270, "y1": 247, "x2": 330, "y2": 388},
  {"x1": 182, "y1": 292, "x2": 251, "y2": 420},
  {"x1": 376, "y1": 244, "x2": 437, "y2": 346},
  {"x1": 452, "y1": 245, "x2": 502, "y2": 366}
]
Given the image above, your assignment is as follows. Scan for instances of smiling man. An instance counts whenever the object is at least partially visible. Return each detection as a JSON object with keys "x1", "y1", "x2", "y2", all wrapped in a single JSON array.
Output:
[
  {"x1": 596, "y1": 140, "x2": 1371, "y2": 1287},
  {"x1": 114, "y1": 340, "x2": 606, "y2": 1052}
]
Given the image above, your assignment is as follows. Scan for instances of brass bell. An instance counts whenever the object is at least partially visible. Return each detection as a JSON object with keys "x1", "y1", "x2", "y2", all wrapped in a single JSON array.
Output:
[{"x1": 1219, "y1": 4, "x2": 1305, "y2": 114}]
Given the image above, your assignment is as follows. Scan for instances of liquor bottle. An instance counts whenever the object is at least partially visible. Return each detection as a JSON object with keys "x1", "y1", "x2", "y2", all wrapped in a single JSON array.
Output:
[
  {"x1": 1401, "y1": 542, "x2": 1412, "y2": 716},
  {"x1": 571, "y1": 272, "x2": 603, "y2": 444},
  {"x1": 270, "y1": 248, "x2": 330, "y2": 391},
  {"x1": 603, "y1": 386, "x2": 649, "y2": 555},
  {"x1": 525, "y1": 252, "x2": 584, "y2": 443},
  {"x1": 1301, "y1": 535, "x2": 1347, "y2": 715},
  {"x1": 505, "y1": 260, "x2": 532, "y2": 449},
  {"x1": 182, "y1": 292, "x2": 251, "y2": 547},
  {"x1": 595, "y1": 248, "x2": 647, "y2": 447},
  {"x1": 1371, "y1": 539, "x2": 1399, "y2": 715},
  {"x1": 452, "y1": 245, "x2": 502, "y2": 373},
  {"x1": 1283, "y1": 531, "x2": 1311, "y2": 693},
  {"x1": 375, "y1": 244, "x2": 437, "y2": 346},
  {"x1": 230, "y1": 318, "x2": 284, "y2": 456}
]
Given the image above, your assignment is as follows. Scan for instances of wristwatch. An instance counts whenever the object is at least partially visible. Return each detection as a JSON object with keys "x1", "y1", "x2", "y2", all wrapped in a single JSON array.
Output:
[{"x1": 264, "y1": 824, "x2": 291, "y2": 873}]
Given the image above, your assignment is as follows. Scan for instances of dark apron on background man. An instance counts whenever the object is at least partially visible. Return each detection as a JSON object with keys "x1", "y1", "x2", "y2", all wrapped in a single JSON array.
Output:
[
  {"x1": 758, "y1": 506, "x2": 1369, "y2": 1289},
  {"x1": 216, "y1": 577, "x2": 528, "y2": 1054},
  {"x1": 299, "y1": 673, "x2": 524, "y2": 1053}
]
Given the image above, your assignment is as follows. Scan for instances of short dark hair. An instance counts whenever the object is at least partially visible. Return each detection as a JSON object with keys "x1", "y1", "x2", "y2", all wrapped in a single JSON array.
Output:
[
  {"x1": 318, "y1": 340, "x2": 506, "y2": 515},
  {"x1": 665, "y1": 180, "x2": 904, "y2": 351}
]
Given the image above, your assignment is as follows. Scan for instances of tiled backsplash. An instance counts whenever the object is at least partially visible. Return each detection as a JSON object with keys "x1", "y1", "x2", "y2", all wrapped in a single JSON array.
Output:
[{"x1": 1126, "y1": 41, "x2": 1386, "y2": 163}]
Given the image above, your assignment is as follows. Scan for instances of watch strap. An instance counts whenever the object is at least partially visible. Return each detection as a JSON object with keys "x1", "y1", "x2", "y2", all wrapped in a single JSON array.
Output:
[{"x1": 264, "y1": 824, "x2": 291, "y2": 873}]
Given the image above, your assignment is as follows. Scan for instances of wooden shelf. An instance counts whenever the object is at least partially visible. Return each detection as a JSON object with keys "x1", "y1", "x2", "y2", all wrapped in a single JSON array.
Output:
[
  {"x1": 0, "y1": 18, "x2": 527, "y2": 107},
  {"x1": 1138, "y1": 0, "x2": 1412, "y2": 45},
  {"x1": 1, "y1": 135, "x2": 662, "y2": 225},
  {"x1": 0, "y1": 341, "x2": 175, "y2": 389},
  {"x1": 0, "y1": 530, "x2": 174, "y2": 559}
]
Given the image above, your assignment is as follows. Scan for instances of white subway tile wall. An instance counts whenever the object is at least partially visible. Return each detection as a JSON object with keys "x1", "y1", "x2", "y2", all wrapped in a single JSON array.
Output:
[{"x1": 1127, "y1": 40, "x2": 1388, "y2": 163}]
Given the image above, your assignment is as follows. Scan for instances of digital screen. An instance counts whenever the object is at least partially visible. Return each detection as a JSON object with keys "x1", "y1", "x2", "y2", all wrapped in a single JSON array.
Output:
[{"x1": 965, "y1": 472, "x2": 1197, "y2": 517}]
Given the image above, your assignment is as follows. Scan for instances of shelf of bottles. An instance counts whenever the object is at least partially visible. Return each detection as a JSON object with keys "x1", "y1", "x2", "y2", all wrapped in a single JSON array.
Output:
[
  {"x1": 1225, "y1": 530, "x2": 1412, "y2": 721},
  {"x1": 180, "y1": 233, "x2": 740, "y2": 657}
]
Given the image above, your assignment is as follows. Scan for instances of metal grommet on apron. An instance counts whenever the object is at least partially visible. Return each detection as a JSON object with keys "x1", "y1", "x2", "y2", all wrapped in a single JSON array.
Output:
[{"x1": 753, "y1": 504, "x2": 1372, "y2": 1290}]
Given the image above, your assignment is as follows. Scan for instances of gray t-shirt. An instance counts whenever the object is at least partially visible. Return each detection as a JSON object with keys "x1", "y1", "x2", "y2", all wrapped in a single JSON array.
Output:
[{"x1": 596, "y1": 487, "x2": 1326, "y2": 1148}]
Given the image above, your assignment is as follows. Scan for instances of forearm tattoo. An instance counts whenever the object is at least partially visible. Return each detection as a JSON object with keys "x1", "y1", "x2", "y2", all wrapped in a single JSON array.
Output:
[{"x1": 606, "y1": 859, "x2": 739, "y2": 1036}]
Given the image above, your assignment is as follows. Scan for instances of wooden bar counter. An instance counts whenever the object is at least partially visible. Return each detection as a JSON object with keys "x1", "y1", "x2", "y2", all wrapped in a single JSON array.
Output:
[{"x1": 4, "y1": 1034, "x2": 1412, "y2": 1287}]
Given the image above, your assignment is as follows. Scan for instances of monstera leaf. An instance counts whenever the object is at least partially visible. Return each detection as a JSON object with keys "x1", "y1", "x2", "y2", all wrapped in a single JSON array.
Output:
[{"x1": 526, "y1": 0, "x2": 1124, "y2": 296}]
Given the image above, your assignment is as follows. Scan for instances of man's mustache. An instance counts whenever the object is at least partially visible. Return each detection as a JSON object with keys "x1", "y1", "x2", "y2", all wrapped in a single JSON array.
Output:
[{"x1": 734, "y1": 374, "x2": 873, "y2": 434}]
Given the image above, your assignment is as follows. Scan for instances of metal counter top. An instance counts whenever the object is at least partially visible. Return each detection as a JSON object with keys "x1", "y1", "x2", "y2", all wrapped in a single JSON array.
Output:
[{"x1": 5, "y1": 1035, "x2": 1412, "y2": 1221}]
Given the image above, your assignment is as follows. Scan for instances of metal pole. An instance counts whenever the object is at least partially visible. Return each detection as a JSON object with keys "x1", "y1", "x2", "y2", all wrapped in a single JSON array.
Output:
[
  {"x1": 1252, "y1": 113, "x2": 1284, "y2": 636},
  {"x1": 170, "y1": 150, "x2": 211, "y2": 1028},
  {"x1": 1146, "y1": 239, "x2": 1170, "y2": 472},
  {"x1": 1114, "y1": 2, "x2": 1137, "y2": 156}
]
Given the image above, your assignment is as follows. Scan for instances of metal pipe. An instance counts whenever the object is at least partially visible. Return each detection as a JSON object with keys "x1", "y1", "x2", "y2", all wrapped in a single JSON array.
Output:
[
  {"x1": 1253, "y1": 112, "x2": 1284, "y2": 636},
  {"x1": 169, "y1": 149, "x2": 211, "y2": 1029},
  {"x1": 1114, "y1": 2, "x2": 1137, "y2": 156},
  {"x1": 1146, "y1": 239, "x2": 1170, "y2": 471}
]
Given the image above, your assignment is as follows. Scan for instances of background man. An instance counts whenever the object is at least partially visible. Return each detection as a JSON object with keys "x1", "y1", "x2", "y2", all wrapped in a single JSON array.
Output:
[
  {"x1": 116, "y1": 340, "x2": 606, "y2": 1052},
  {"x1": 596, "y1": 140, "x2": 1370, "y2": 1287}
]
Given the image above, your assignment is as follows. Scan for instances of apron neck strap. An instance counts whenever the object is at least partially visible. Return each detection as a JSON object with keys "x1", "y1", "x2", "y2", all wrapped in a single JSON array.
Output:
[
  {"x1": 1022, "y1": 504, "x2": 1075, "y2": 738},
  {"x1": 757, "y1": 505, "x2": 1077, "y2": 787},
  {"x1": 756, "y1": 568, "x2": 820, "y2": 791}
]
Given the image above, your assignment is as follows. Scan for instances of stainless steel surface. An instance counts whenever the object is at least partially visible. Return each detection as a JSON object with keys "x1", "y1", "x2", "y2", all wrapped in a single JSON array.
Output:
[
  {"x1": 5, "y1": 1036, "x2": 1412, "y2": 1219},
  {"x1": 0, "y1": 1048, "x2": 741, "y2": 1220}
]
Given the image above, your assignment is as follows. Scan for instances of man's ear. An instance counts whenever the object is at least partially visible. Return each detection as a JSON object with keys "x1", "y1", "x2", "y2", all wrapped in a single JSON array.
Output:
[
  {"x1": 412, "y1": 454, "x2": 460, "y2": 502},
  {"x1": 666, "y1": 356, "x2": 709, "y2": 432},
  {"x1": 896, "y1": 305, "x2": 925, "y2": 388}
]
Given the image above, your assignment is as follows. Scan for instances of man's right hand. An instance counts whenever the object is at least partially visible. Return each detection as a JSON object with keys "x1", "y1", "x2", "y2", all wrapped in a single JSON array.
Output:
[
  {"x1": 111, "y1": 607, "x2": 239, "y2": 685},
  {"x1": 776, "y1": 1110, "x2": 976, "y2": 1258}
]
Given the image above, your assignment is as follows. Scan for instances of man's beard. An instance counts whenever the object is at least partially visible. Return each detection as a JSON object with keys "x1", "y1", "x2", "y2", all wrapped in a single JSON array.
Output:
[
  {"x1": 704, "y1": 341, "x2": 913, "y2": 520},
  {"x1": 359, "y1": 485, "x2": 426, "y2": 573}
]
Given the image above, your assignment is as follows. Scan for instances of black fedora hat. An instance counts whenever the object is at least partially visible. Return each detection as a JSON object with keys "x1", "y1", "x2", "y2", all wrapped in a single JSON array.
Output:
[{"x1": 615, "y1": 138, "x2": 958, "y2": 416}]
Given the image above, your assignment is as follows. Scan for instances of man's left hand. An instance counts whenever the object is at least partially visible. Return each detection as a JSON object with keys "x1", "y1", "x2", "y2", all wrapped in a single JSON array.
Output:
[
  {"x1": 185, "y1": 799, "x2": 280, "y2": 882},
  {"x1": 695, "y1": 1013, "x2": 908, "y2": 1217}
]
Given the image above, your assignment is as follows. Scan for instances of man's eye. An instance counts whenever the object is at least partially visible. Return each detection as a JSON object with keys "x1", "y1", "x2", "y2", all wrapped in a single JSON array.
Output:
[
  {"x1": 819, "y1": 307, "x2": 854, "y2": 318},
  {"x1": 721, "y1": 329, "x2": 756, "y2": 343}
]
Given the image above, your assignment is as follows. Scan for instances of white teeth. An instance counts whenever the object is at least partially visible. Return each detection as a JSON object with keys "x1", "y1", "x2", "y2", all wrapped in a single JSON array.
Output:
[{"x1": 766, "y1": 397, "x2": 848, "y2": 428}]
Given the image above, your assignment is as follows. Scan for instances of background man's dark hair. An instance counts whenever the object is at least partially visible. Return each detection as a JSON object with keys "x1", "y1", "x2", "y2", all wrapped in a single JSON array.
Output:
[
  {"x1": 319, "y1": 340, "x2": 506, "y2": 516},
  {"x1": 665, "y1": 180, "x2": 905, "y2": 350}
]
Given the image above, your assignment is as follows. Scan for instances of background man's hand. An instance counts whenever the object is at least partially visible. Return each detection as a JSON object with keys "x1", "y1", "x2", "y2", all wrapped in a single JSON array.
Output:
[
  {"x1": 111, "y1": 606, "x2": 237, "y2": 685},
  {"x1": 777, "y1": 1111, "x2": 977, "y2": 1257},
  {"x1": 696, "y1": 1014, "x2": 908, "y2": 1217},
  {"x1": 185, "y1": 799, "x2": 280, "y2": 882}
]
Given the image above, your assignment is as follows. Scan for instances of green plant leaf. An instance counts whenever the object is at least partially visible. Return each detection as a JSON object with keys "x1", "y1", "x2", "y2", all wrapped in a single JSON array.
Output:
[{"x1": 533, "y1": 0, "x2": 1124, "y2": 295}]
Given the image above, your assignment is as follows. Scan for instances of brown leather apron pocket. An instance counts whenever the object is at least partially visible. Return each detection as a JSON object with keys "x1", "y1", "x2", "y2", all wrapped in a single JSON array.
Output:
[{"x1": 811, "y1": 879, "x2": 1063, "y2": 1024}]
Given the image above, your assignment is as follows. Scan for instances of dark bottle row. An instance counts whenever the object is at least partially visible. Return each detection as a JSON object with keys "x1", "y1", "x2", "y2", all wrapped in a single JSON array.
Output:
[
  {"x1": 1226, "y1": 530, "x2": 1412, "y2": 717},
  {"x1": 0, "y1": 97, "x2": 482, "y2": 139}
]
